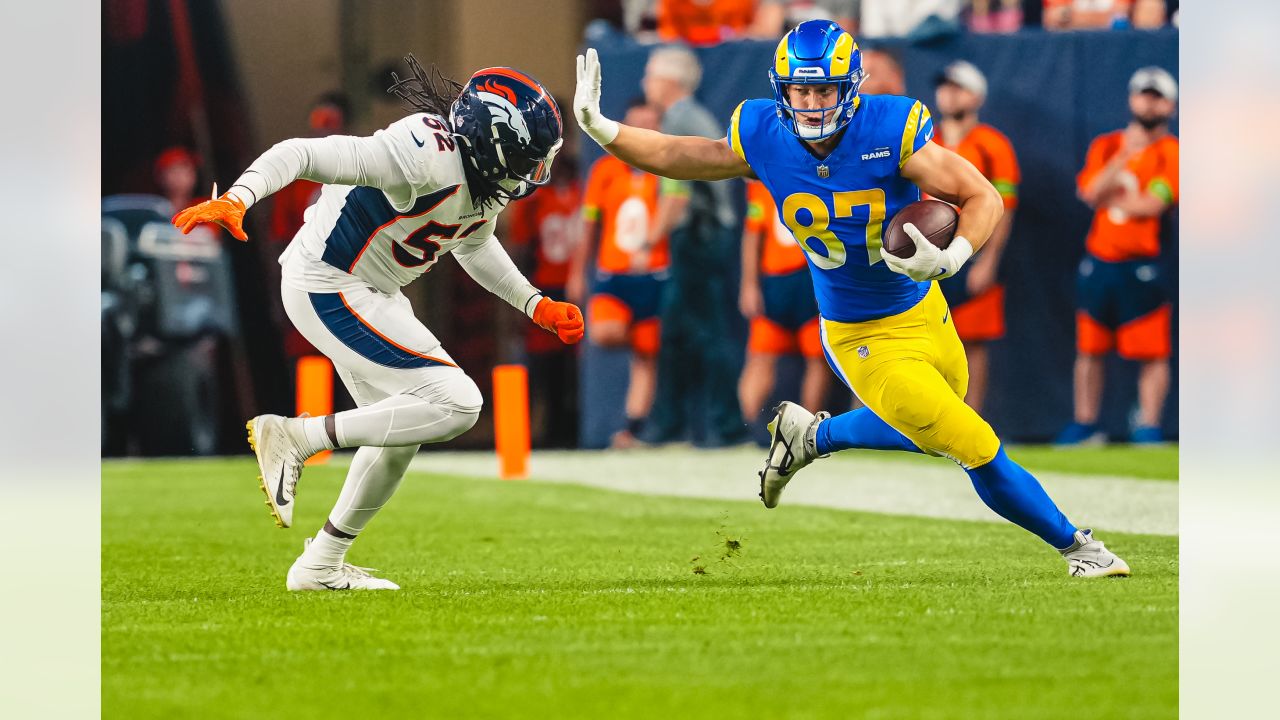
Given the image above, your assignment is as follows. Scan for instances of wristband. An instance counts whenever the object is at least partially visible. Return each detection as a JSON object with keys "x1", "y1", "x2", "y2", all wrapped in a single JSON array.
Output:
[{"x1": 584, "y1": 117, "x2": 620, "y2": 146}]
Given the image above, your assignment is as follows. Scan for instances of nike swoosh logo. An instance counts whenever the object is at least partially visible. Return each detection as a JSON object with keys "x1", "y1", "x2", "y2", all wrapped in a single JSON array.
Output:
[
  {"x1": 275, "y1": 466, "x2": 289, "y2": 507},
  {"x1": 771, "y1": 418, "x2": 796, "y2": 477},
  {"x1": 942, "y1": 308, "x2": 950, "y2": 324},
  {"x1": 410, "y1": 131, "x2": 425, "y2": 148},
  {"x1": 932, "y1": 268, "x2": 949, "y2": 278}
]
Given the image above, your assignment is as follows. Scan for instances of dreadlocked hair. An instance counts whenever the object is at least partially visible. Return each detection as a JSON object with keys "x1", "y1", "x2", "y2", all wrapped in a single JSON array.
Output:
[
  {"x1": 387, "y1": 54, "x2": 505, "y2": 210},
  {"x1": 387, "y1": 54, "x2": 462, "y2": 117}
]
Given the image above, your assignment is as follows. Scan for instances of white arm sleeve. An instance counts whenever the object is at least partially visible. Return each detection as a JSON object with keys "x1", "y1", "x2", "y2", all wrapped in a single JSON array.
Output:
[
  {"x1": 452, "y1": 234, "x2": 544, "y2": 319},
  {"x1": 225, "y1": 114, "x2": 447, "y2": 212},
  {"x1": 226, "y1": 134, "x2": 413, "y2": 209}
]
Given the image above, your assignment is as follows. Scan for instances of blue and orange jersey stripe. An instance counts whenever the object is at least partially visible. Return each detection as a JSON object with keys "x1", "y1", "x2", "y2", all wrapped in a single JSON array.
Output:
[{"x1": 322, "y1": 184, "x2": 460, "y2": 274}]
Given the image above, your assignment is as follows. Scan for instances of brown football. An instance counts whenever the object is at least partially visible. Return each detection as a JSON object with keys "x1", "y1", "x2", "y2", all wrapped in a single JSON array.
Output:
[{"x1": 882, "y1": 199, "x2": 959, "y2": 259}]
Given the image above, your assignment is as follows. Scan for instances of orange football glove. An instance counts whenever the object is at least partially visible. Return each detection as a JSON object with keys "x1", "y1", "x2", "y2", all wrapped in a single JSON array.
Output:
[
  {"x1": 532, "y1": 297, "x2": 584, "y2": 345},
  {"x1": 172, "y1": 187, "x2": 249, "y2": 241}
]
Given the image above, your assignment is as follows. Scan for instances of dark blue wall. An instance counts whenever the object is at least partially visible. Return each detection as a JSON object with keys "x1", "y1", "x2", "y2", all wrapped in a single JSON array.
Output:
[{"x1": 577, "y1": 29, "x2": 1178, "y2": 447}]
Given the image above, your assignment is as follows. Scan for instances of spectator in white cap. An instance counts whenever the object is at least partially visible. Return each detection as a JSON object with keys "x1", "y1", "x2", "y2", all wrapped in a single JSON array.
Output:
[
  {"x1": 937, "y1": 60, "x2": 987, "y2": 101},
  {"x1": 1129, "y1": 65, "x2": 1177, "y2": 112},
  {"x1": 931, "y1": 60, "x2": 1021, "y2": 414}
]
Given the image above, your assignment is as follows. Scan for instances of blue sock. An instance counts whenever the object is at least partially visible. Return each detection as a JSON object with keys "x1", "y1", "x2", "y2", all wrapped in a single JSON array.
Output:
[
  {"x1": 815, "y1": 407, "x2": 923, "y2": 455},
  {"x1": 966, "y1": 446, "x2": 1077, "y2": 549}
]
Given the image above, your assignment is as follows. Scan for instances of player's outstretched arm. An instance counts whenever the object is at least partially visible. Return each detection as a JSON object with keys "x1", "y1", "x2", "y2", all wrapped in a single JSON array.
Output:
[
  {"x1": 574, "y1": 49, "x2": 751, "y2": 181},
  {"x1": 173, "y1": 131, "x2": 416, "y2": 241},
  {"x1": 227, "y1": 134, "x2": 414, "y2": 210},
  {"x1": 605, "y1": 127, "x2": 750, "y2": 181}
]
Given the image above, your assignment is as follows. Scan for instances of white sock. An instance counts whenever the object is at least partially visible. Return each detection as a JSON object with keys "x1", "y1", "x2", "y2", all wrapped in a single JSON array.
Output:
[
  {"x1": 298, "y1": 415, "x2": 336, "y2": 456},
  {"x1": 333, "y1": 393, "x2": 477, "y2": 447},
  {"x1": 300, "y1": 530, "x2": 354, "y2": 569}
]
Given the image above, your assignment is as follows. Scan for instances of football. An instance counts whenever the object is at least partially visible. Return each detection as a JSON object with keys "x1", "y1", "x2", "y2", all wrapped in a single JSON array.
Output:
[{"x1": 883, "y1": 199, "x2": 959, "y2": 259}]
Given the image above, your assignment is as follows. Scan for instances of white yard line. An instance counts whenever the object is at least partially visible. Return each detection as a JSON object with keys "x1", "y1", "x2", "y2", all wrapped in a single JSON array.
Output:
[{"x1": 399, "y1": 447, "x2": 1177, "y2": 536}]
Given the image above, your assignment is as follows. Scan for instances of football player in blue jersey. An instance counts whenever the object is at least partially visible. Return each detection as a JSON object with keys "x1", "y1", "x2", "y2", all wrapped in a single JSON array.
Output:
[{"x1": 573, "y1": 22, "x2": 1130, "y2": 577}]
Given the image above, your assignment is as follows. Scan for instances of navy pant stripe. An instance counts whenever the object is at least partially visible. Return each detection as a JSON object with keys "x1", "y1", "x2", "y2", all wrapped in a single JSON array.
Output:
[{"x1": 308, "y1": 292, "x2": 450, "y2": 369}]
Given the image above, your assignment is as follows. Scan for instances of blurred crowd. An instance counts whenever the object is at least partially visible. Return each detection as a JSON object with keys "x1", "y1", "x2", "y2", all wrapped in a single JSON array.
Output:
[{"x1": 588, "y1": 0, "x2": 1178, "y2": 45}]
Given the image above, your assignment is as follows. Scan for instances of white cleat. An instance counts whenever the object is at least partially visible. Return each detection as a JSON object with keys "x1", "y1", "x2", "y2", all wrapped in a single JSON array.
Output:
[
  {"x1": 758, "y1": 401, "x2": 830, "y2": 509},
  {"x1": 246, "y1": 414, "x2": 308, "y2": 528},
  {"x1": 286, "y1": 540, "x2": 400, "y2": 591},
  {"x1": 1061, "y1": 528, "x2": 1131, "y2": 578}
]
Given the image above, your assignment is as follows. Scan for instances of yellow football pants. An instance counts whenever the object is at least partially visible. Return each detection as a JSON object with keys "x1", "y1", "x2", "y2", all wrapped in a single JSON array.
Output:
[{"x1": 820, "y1": 283, "x2": 1001, "y2": 468}]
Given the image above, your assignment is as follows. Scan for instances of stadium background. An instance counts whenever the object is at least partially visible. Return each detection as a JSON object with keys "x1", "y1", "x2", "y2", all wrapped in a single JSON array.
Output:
[
  {"x1": 89, "y1": 5, "x2": 1189, "y2": 718},
  {"x1": 101, "y1": 0, "x2": 1177, "y2": 454}
]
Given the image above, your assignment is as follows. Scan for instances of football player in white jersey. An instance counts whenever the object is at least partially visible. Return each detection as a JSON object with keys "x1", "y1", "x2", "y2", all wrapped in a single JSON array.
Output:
[{"x1": 173, "y1": 57, "x2": 584, "y2": 591}]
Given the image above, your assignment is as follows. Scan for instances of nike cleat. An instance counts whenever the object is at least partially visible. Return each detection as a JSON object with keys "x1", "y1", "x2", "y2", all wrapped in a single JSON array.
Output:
[
  {"x1": 1061, "y1": 528, "x2": 1131, "y2": 578},
  {"x1": 758, "y1": 401, "x2": 829, "y2": 509},
  {"x1": 246, "y1": 414, "x2": 309, "y2": 528},
  {"x1": 286, "y1": 540, "x2": 400, "y2": 591}
]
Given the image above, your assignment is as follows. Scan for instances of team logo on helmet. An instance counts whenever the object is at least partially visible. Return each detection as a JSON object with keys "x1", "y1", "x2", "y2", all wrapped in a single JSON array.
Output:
[{"x1": 474, "y1": 79, "x2": 532, "y2": 144}]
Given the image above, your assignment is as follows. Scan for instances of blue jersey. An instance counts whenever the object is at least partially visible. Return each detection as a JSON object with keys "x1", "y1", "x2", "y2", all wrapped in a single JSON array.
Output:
[{"x1": 728, "y1": 95, "x2": 935, "y2": 323}]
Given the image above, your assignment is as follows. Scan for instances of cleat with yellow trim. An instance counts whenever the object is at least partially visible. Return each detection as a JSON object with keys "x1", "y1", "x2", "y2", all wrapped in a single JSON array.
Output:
[
  {"x1": 1061, "y1": 528, "x2": 1131, "y2": 578},
  {"x1": 286, "y1": 539, "x2": 399, "y2": 591},
  {"x1": 246, "y1": 414, "x2": 310, "y2": 528},
  {"x1": 758, "y1": 401, "x2": 830, "y2": 509}
]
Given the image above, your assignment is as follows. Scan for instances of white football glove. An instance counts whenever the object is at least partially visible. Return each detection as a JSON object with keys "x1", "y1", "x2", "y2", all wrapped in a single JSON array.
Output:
[
  {"x1": 574, "y1": 48, "x2": 620, "y2": 146},
  {"x1": 881, "y1": 222, "x2": 975, "y2": 282}
]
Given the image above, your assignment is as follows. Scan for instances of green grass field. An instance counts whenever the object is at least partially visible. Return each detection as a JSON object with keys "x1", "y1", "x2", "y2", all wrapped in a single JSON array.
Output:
[{"x1": 103, "y1": 452, "x2": 1177, "y2": 719}]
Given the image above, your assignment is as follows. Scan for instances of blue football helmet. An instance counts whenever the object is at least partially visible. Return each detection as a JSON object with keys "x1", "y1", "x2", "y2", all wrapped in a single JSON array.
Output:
[
  {"x1": 450, "y1": 67, "x2": 563, "y2": 200},
  {"x1": 769, "y1": 20, "x2": 866, "y2": 140}
]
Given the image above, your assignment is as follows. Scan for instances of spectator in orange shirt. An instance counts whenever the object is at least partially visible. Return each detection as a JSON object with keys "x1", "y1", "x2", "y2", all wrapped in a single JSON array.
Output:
[
  {"x1": 1057, "y1": 67, "x2": 1178, "y2": 445},
  {"x1": 931, "y1": 61, "x2": 1020, "y2": 414},
  {"x1": 568, "y1": 101, "x2": 674, "y2": 448},
  {"x1": 507, "y1": 154, "x2": 584, "y2": 447},
  {"x1": 750, "y1": 1, "x2": 859, "y2": 36},
  {"x1": 656, "y1": 0, "x2": 774, "y2": 46},
  {"x1": 738, "y1": 180, "x2": 830, "y2": 422}
]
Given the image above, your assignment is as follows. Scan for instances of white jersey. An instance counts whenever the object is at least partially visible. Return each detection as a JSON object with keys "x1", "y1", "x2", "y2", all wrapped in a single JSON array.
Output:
[
  {"x1": 282, "y1": 114, "x2": 505, "y2": 294},
  {"x1": 228, "y1": 112, "x2": 542, "y2": 315}
]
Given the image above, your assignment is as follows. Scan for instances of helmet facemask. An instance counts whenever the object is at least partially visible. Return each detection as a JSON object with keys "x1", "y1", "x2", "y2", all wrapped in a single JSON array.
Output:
[
  {"x1": 494, "y1": 134, "x2": 563, "y2": 199},
  {"x1": 770, "y1": 68, "x2": 865, "y2": 141}
]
